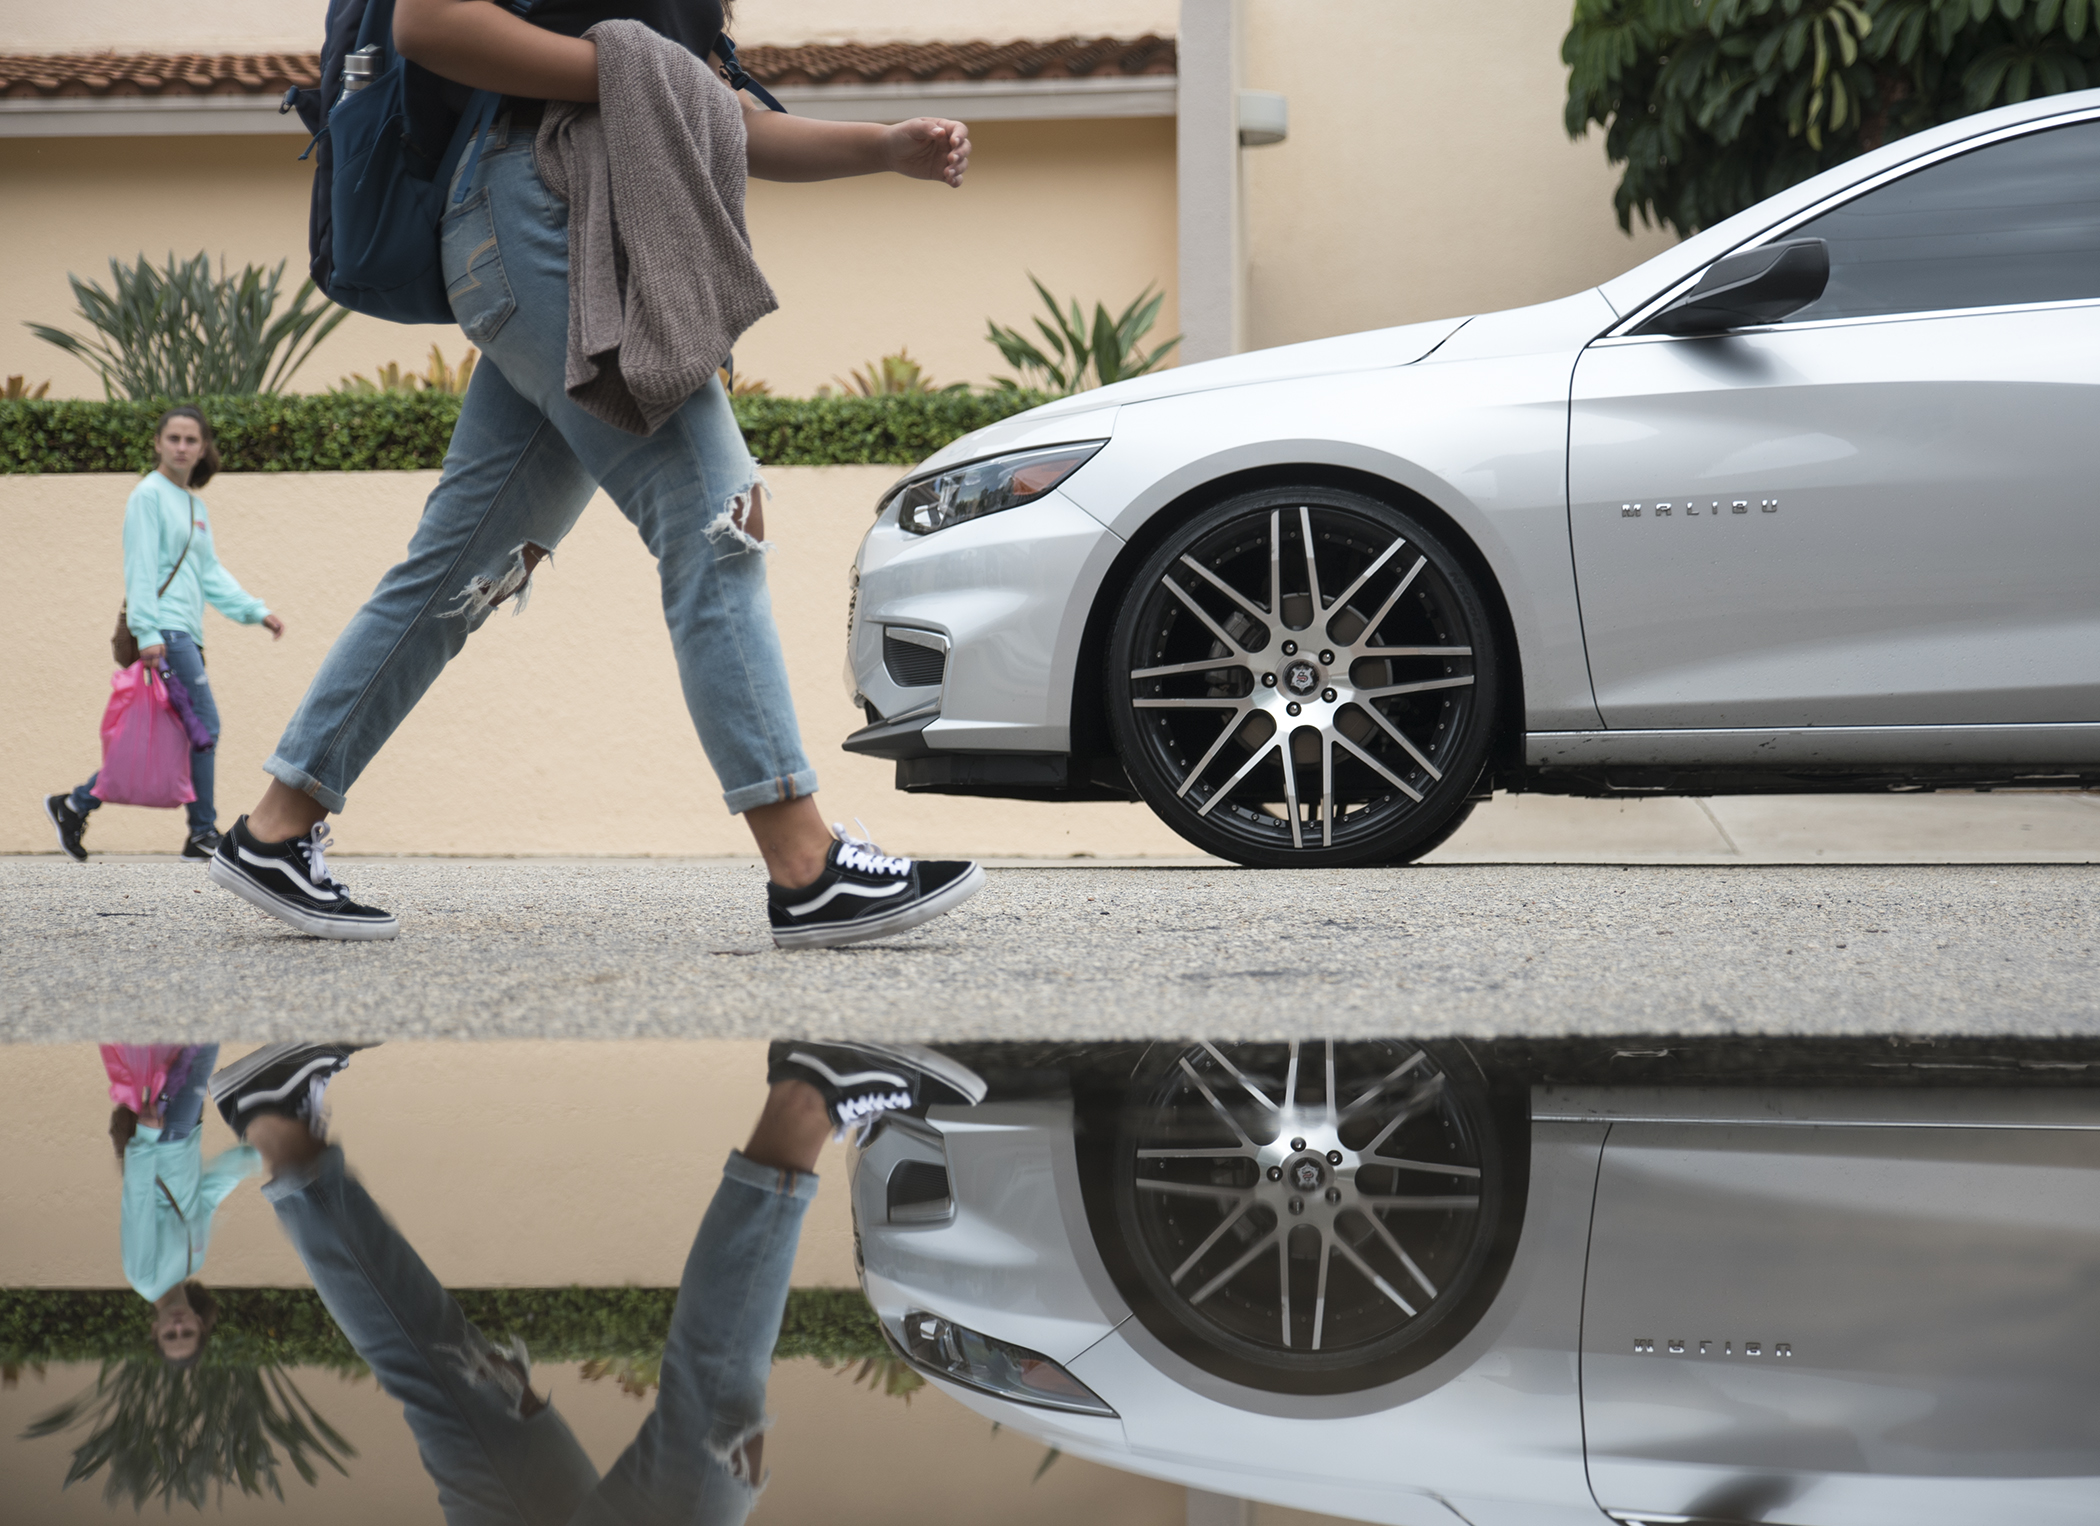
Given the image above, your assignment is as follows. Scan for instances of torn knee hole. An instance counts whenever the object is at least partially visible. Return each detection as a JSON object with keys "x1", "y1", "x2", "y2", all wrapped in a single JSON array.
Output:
[
  {"x1": 704, "y1": 478, "x2": 772, "y2": 555},
  {"x1": 441, "y1": 542, "x2": 552, "y2": 620}
]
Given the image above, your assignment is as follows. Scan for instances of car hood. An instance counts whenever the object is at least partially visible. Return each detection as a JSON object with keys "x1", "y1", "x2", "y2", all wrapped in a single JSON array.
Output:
[{"x1": 912, "y1": 315, "x2": 1473, "y2": 479}]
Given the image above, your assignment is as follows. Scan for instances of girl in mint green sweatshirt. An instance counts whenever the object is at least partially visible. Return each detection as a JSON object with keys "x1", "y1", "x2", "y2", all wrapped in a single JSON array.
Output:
[{"x1": 45, "y1": 406, "x2": 286, "y2": 860}]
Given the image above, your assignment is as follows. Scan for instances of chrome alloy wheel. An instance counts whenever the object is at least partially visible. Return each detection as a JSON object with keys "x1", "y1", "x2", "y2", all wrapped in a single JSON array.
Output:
[
  {"x1": 1107, "y1": 488, "x2": 1497, "y2": 867},
  {"x1": 1116, "y1": 1041, "x2": 1504, "y2": 1386}
]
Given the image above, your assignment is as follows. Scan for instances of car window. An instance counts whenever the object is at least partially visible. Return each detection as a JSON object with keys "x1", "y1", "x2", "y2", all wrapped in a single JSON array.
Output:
[{"x1": 1783, "y1": 117, "x2": 2100, "y2": 323}]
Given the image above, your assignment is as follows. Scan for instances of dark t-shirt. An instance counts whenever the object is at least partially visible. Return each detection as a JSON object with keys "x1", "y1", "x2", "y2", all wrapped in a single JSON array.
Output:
[{"x1": 525, "y1": 0, "x2": 727, "y2": 63}]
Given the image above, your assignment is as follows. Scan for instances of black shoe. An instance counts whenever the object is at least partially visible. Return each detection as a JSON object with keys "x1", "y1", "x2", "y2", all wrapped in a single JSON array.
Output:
[
  {"x1": 209, "y1": 818, "x2": 399, "y2": 940},
  {"x1": 766, "y1": 1041, "x2": 987, "y2": 1134},
  {"x1": 181, "y1": 827, "x2": 221, "y2": 860},
  {"x1": 45, "y1": 794, "x2": 88, "y2": 861},
  {"x1": 767, "y1": 828, "x2": 984, "y2": 949},
  {"x1": 209, "y1": 1041, "x2": 372, "y2": 1139}
]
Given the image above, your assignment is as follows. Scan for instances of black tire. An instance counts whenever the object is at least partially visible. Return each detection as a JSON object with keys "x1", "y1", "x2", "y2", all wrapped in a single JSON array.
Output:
[
  {"x1": 1107, "y1": 486, "x2": 1500, "y2": 868},
  {"x1": 1076, "y1": 1040, "x2": 1527, "y2": 1395}
]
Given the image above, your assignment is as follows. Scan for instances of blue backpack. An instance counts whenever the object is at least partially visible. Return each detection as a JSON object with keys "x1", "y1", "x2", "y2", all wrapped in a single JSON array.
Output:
[{"x1": 284, "y1": 3, "x2": 784, "y2": 328}]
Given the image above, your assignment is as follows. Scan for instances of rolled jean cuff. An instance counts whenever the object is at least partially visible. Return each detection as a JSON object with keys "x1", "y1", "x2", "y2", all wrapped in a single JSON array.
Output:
[
  {"x1": 262, "y1": 754, "x2": 349, "y2": 815},
  {"x1": 723, "y1": 1148, "x2": 820, "y2": 1203},
  {"x1": 261, "y1": 1141, "x2": 342, "y2": 1202},
  {"x1": 722, "y1": 768, "x2": 819, "y2": 816}
]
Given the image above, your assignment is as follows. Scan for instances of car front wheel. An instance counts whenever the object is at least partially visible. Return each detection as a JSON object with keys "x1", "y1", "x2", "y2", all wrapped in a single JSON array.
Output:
[{"x1": 1107, "y1": 487, "x2": 1499, "y2": 867}]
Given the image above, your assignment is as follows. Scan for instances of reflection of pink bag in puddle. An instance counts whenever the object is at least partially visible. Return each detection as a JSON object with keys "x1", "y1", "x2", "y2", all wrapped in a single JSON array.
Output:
[{"x1": 101, "y1": 1044, "x2": 199, "y2": 1113}]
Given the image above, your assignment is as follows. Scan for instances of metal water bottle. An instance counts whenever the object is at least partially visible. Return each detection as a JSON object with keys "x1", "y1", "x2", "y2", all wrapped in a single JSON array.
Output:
[{"x1": 338, "y1": 46, "x2": 380, "y2": 104}]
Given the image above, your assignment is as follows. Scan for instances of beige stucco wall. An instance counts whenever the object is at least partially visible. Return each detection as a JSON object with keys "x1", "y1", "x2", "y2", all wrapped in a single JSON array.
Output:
[
  {"x1": 0, "y1": 116, "x2": 1179, "y2": 402},
  {"x1": 1237, "y1": 0, "x2": 1677, "y2": 348},
  {"x1": 1, "y1": 466, "x2": 1196, "y2": 858}
]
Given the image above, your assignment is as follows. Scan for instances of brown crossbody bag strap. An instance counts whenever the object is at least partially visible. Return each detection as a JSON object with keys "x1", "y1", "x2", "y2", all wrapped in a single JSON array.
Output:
[{"x1": 112, "y1": 492, "x2": 197, "y2": 668}]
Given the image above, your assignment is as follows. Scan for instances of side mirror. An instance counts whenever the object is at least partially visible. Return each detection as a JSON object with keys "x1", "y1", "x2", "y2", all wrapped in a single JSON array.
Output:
[{"x1": 1636, "y1": 238, "x2": 1830, "y2": 336}]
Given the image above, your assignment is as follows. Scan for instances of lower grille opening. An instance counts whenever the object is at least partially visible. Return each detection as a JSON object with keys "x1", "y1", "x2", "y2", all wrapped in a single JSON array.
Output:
[
  {"x1": 886, "y1": 1159, "x2": 953, "y2": 1223},
  {"x1": 883, "y1": 631, "x2": 948, "y2": 688}
]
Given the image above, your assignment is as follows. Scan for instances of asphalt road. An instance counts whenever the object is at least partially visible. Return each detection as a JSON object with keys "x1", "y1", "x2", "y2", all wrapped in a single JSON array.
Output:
[{"x1": 3, "y1": 856, "x2": 2095, "y2": 1042}]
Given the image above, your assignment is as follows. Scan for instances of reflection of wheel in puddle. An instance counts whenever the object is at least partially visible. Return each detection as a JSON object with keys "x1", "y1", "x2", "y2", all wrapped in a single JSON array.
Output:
[{"x1": 1106, "y1": 1040, "x2": 1522, "y2": 1392}]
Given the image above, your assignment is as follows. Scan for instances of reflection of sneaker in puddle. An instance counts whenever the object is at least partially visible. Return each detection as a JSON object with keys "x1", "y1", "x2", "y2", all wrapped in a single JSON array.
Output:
[
  {"x1": 209, "y1": 1041, "x2": 372, "y2": 1139},
  {"x1": 766, "y1": 1041, "x2": 986, "y2": 1136}
]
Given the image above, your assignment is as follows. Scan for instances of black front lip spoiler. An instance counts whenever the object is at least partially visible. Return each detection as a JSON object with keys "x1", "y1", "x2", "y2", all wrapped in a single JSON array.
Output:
[{"x1": 842, "y1": 712, "x2": 938, "y2": 760}]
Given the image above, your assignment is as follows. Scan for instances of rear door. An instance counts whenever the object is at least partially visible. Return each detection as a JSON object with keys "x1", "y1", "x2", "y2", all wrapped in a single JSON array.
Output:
[{"x1": 1579, "y1": 1100, "x2": 2100, "y2": 1525}]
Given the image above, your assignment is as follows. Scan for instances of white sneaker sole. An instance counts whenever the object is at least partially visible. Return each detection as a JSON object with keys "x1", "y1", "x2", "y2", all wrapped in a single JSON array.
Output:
[
  {"x1": 209, "y1": 853, "x2": 400, "y2": 941},
  {"x1": 771, "y1": 862, "x2": 986, "y2": 950}
]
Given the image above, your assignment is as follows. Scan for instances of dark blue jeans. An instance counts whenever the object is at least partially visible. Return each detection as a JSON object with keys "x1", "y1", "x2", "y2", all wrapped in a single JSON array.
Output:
[{"x1": 73, "y1": 629, "x2": 219, "y2": 835}]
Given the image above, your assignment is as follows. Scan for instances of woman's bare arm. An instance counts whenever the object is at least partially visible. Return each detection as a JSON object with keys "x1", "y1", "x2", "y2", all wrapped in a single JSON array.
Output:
[
  {"x1": 394, "y1": 0, "x2": 599, "y2": 100},
  {"x1": 745, "y1": 110, "x2": 970, "y2": 186}
]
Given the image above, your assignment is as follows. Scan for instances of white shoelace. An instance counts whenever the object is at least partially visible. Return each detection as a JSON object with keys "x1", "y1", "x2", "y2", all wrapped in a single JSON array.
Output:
[
  {"x1": 300, "y1": 823, "x2": 346, "y2": 891},
  {"x1": 831, "y1": 820, "x2": 910, "y2": 878}
]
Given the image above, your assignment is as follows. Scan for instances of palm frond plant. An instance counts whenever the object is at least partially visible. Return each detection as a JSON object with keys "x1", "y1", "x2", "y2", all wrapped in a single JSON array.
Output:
[
  {"x1": 22, "y1": 1359, "x2": 355, "y2": 1510},
  {"x1": 28, "y1": 252, "x2": 350, "y2": 400},
  {"x1": 986, "y1": 277, "x2": 1181, "y2": 395},
  {"x1": 338, "y1": 343, "x2": 478, "y2": 395},
  {"x1": 4, "y1": 375, "x2": 50, "y2": 400},
  {"x1": 822, "y1": 348, "x2": 962, "y2": 397}
]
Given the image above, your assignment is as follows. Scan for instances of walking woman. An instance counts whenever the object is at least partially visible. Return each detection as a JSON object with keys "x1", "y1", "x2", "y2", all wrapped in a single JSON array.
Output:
[
  {"x1": 104, "y1": 1042, "x2": 261, "y2": 1366},
  {"x1": 46, "y1": 406, "x2": 285, "y2": 860},
  {"x1": 210, "y1": 0, "x2": 984, "y2": 946}
]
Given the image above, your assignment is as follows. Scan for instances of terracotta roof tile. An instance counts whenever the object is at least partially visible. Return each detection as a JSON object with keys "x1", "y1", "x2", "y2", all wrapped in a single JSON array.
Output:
[{"x1": 0, "y1": 36, "x2": 1175, "y2": 99}]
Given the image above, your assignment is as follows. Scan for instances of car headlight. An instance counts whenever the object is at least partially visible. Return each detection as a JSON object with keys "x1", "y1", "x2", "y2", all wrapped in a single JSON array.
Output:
[
  {"x1": 884, "y1": 442, "x2": 1105, "y2": 536},
  {"x1": 894, "y1": 1310, "x2": 1117, "y2": 1416}
]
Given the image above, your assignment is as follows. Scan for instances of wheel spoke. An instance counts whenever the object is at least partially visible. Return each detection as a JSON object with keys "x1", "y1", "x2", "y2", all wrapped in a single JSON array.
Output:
[
  {"x1": 1165, "y1": 575, "x2": 1254, "y2": 656},
  {"x1": 1340, "y1": 1051, "x2": 1427, "y2": 1120},
  {"x1": 1359, "y1": 1075, "x2": 1447, "y2": 1155},
  {"x1": 1298, "y1": 506, "x2": 1323, "y2": 622},
  {"x1": 1355, "y1": 700, "x2": 1444, "y2": 782},
  {"x1": 1320, "y1": 731, "x2": 1335, "y2": 848},
  {"x1": 1196, "y1": 734, "x2": 1281, "y2": 819},
  {"x1": 1324, "y1": 533, "x2": 1408, "y2": 629},
  {"x1": 1361, "y1": 1207, "x2": 1441, "y2": 1299},
  {"x1": 1334, "y1": 731, "x2": 1425, "y2": 804},
  {"x1": 1356, "y1": 675, "x2": 1477, "y2": 701},
  {"x1": 1136, "y1": 1179, "x2": 1254, "y2": 1203},
  {"x1": 1134, "y1": 697, "x2": 1249, "y2": 709},
  {"x1": 1178, "y1": 1055, "x2": 1258, "y2": 1147},
  {"x1": 1178, "y1": 553, "x2": 1272, "y2": 627},
  {"x1": 1267, "y1": 509, "x2": 1281, "y2": 625},
  {"x1": 1175, "y1": 713, "x2": 1253, "y2": 799},
  {"x1": 1171, "y1": 1195, "x2": 1259, "y2": 1285},
  {"x1": 1310, "y1": 1228, "x2": 1333, "y2": 1351},
  {"x1": 1323, "y1": 1040, "x2": 1339, "y2": 1124},
  {"x1": 1331, "y1": 1232, "x2": 1418, "y2": 1316},
  {"x1": 1373, "y1": 1158, "x2": 1482, "y2": 1179},
  {"x1": 1277, "y1": 1233, "x2": 1293, "y2": 1346},
  {"x1": 1280, "y1": 732, "x2": 1305, "y2": 849},
  {"x1": 1357, "y1": 646, "x2": 1471, "y2": 659},
  {"x1": 1138, "y1": 1146, "x2": 1257, "y2": 1160},
  {"x1": 1358, "y1": 555, "x2": 1427, "y2": 644},
  {"x1": 1358, "y1": 1193, "x2": 1481, "y2": 1211},
  {"x1": 1199, "y1": 1041, "x2": 1282, "y2": 1113},
  {"x1": 1190, "y1": 1226, "x2": 1280, "y2": 1306},
  {"x1": 1132, "y1": 656, "x2": 1254, "y2": 680}
]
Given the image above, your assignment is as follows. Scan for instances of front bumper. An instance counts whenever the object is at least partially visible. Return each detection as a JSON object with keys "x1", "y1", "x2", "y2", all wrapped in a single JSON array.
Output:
[{"x1": 845, "y1": 488, "x2": 1123, "y2": 758}]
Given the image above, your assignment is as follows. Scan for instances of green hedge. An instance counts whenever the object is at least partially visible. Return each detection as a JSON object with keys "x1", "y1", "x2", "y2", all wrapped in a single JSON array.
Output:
[
  {"x1": 0, "y1": 1286, "x2": 889, "y2": 1371},
  {"x1": 0, "y1": 391, "x2": 1051, "y2": 475}
]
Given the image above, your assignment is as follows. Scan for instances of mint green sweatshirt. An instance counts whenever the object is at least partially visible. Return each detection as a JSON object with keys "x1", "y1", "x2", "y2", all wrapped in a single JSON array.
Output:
[
  {"x1": 123, "y1": 472, "x2": 270, "y2": 648},
  {"x1": 121, "y1": 1126, "x2": 261, "y2": 1302}
]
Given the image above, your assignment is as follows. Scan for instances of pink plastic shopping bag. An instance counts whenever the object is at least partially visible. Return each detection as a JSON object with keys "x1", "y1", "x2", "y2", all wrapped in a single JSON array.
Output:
[
  {"x1": 100, "y1": 1044, "x2": 197, "y2": 1114},
  {"x1": 92, "y1": 662, "x2": 196, "y2": 808}
]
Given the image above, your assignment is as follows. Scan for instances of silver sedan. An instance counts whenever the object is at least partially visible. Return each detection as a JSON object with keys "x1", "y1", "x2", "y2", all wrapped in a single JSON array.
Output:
[{"x1": 844, "y1": 89, "x2": 2100, "y2": 866}]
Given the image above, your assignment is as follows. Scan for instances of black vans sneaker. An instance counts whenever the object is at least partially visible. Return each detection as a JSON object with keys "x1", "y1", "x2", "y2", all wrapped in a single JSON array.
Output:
[
  {"x1": 209, "y1": 1041, "x2": 372, "y2": 1139},
  {"x1": 767, "y1": 828, "x2": 984, "y2": 950},
  {"x1": 766, "y1": 1041, "x2": 987, "y2": 1134},
  {"x1": 45, "y1": 794, "x2": 88, "y2": 862},
  {"x1": 181, "y1": 827, "x2": 221, "y2": 860},
  {"x1": 209, "y1": 818, "x2": 398, "y2": 940}
]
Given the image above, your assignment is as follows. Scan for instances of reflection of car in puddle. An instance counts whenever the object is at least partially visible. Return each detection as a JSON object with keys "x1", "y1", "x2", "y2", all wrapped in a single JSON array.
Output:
[{"x1": 849, "y1": 1042, "x2": 2100, "y2": 1526}]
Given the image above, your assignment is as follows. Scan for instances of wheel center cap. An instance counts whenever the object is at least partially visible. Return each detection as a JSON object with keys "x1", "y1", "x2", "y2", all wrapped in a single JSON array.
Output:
[
  {"x1": 1288, "y1": 1156, "x2": 1326, "y2": 1192},
  {"x1": 1282, "y1": 659, "x2": 1321, "y2": 697}
]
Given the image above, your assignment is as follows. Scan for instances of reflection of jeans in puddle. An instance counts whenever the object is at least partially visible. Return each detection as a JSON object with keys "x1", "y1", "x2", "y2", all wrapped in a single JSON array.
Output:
[
  {"x1": 157, "y1": 1042, "x2": 217, "y2": 1141},
  {"x1": 266, "y1": 1147, "x2": 813, "y2": 1526}
]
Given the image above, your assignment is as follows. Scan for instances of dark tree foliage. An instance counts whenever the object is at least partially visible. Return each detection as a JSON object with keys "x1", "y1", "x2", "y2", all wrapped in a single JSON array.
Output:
[{"x1": 1566, "y1": 0, "x2": 2100, "y2": 235}]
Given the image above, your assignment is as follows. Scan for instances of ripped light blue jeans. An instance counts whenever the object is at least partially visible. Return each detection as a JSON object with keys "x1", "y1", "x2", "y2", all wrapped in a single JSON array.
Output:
[
  {"x1": 266, "y1": 1147, "x2": 814, "y2": 1526},
  {"x1": 266, "y1": 113, "x2": 815, "y2": 815}
]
